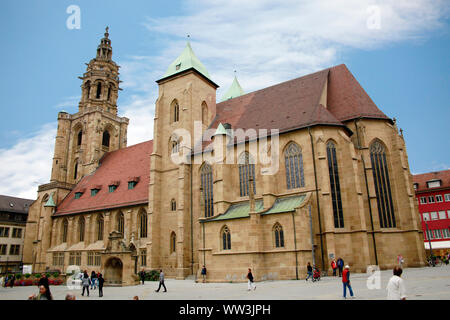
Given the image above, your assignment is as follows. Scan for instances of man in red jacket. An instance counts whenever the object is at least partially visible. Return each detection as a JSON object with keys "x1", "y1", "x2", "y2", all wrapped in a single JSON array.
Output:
[
  {"x1": 331, "y1": 259, "x2": 337, "y2": 276},
  {"x1": 342, "y1": 265, "x2": 354, "y2": 299}
]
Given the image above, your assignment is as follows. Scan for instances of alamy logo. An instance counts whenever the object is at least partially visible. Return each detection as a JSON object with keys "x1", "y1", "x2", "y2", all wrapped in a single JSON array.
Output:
[
  {"x1": 169, "y1": 121, "x2": 280, "y2": 175},
  {"x1": 66, "y1": 5, "x2": 81, "y2": 30},
  {"x1": 366, "y1": 265, "x2": 381, "y2": 290}
]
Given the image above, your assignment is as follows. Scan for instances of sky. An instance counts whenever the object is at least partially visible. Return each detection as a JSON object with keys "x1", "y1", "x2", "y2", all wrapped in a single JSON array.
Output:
[{"x1": 0, "y1": 0, "x2": 449, "y2": 199}]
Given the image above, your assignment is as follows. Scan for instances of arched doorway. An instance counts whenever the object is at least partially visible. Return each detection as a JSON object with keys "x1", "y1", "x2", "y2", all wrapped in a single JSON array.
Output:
[{"x1": 104, "y1": 257, "x2": 123, "y2": 285}]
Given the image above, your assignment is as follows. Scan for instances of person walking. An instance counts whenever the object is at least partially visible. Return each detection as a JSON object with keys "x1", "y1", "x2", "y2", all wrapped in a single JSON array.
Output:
[
  {"x1": 397, "y1": 254, "x2": 404, "y2": 268},
  {"x1": 387, "y1": 266, "x2": 407, "y2": 300},
  {"x1": 337, "y1": 258, "x2": 344, "y2": 277},
  {"x1": 201, "y1": 265, "x2": 207, "y2": 283},
  {"x1": 90, "y1": 271, "x2": 97, "y2": 290},
  {"x1": 139, "y1": 269, "x2": 146, "y2": 285},
  {"x1": 247, "y1": 268, "x2": 256, "y2": 291},
  {"x1": 98, "y1": 273, "x2": 104, "y2": 297},
  {"x1": 29, "y1": 285, "x2": 53, "y2": 300},
  {"x1": 38, "y1": 273, "x2": 51, "y2": 298},
  {"x1": 342, "y1": 265, "x2": 354, "y2": 299},
  {"x1": 331, "y1": 259, "x2": 337, "y2": 276},
  {"x1": 81, "y1": 271, "x2": 91, "y2": 297},
  {"x1": 305, "y1": 262, "x2": 313, "y2": 281},
  {"x1": 155, "y1": 269, "x2": 167, "y2": 292},
  {"x1": 9, "y1": 275, "x2": 14, "y2": 288}
]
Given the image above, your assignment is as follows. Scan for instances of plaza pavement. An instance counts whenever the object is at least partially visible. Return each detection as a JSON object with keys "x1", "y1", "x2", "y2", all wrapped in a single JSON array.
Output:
[{"x1": 1, "y1": 265, "x2": 449, "y2": 300}]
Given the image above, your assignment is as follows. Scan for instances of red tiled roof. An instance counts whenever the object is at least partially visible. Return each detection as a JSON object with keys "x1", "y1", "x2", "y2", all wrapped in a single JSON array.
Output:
[
  {"x1": 196, "y1": 67, "x2": 350, "y2": 152},
  {"x1": 196, "y1": 64, "x2": 389, "y2": 152},
  {"x1": 54, "y1": 140, "x2": 152, "y2": 216},
  {"x1": 327, "y1": 64, "x2": 390, "y2": 122},
  {"x1": 413, "y1": 169, "x2": 450, "y2": 193},
  {"x1": 213, "y1": 67, "x2": 343, "y2": 132}
]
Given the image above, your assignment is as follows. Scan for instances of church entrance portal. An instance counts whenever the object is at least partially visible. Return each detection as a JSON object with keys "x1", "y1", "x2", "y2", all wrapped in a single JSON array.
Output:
[{"x1": 104, "y1": 257, "x2": 123, "y2": 285}]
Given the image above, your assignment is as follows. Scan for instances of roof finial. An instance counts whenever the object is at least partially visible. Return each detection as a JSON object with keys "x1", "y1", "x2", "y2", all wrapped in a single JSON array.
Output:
[{"x1": 105, "y1": 26, "x2": 109, "y2": 38}]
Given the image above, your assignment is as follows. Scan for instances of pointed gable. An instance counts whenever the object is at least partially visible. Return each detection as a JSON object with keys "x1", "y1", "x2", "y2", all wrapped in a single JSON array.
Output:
[
  {"x1": 210, "y1": 68, "x2": 344, "y2": 134},
  {"x1": 220, "y1": 76, "x2": 245, "y2": 102},
  {"x1": 161, "y1": 42, "x2": 211, "y2": 81},
  {"x1": 326, "y1": 64, "x2": 390, "y2": 122}
]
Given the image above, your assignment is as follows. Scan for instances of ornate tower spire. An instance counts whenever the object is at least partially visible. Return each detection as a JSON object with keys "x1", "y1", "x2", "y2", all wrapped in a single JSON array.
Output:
[
  {"x1": 96, "y1": 26, "x2": 113, "y2": 60},
  {"x1": 78, "y1": 27, "x2": 121, "y2": 115}
]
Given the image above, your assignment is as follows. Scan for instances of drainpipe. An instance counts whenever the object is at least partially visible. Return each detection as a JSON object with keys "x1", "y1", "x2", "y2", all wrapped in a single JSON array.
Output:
[
  {"x1": 291, "y1": 211, "x2": 299, "y2": 280},
  {"x1": 308, "y1": 126, "x2": 325, "y2": 271},
  {"x1": 354, "y1": 118, "x2": 378, "y2": 265},
  {"x1": 190, "y1": 157, "x2": 194, "y2": 276}
]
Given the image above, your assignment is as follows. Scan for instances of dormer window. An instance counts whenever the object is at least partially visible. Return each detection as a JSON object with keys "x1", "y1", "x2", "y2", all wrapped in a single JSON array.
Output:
[
  {"x1": 75, "y1": 189, "x2": 84, "y2": 199},
  {"x1": 128, "y1": 181, "x2": 137, "y2": 190},
  {"x1": 175, "y1": 63, "x2": 181, "y2": 71},
  {"x1": 128, "y1": 177, "x2": 140, "y2": 190},
  {"x1": 91, "y1": 189, "x2": 100, "y2": 196},
  {"x1": 413, "y1": 183, "x2": 418, "y2": 190},
  {"x1": 427, "y1": 180, "x2": 441, "y2": 188},
  {"x1": 108, "y1": 181, "x2": 119, "y2": 193}
]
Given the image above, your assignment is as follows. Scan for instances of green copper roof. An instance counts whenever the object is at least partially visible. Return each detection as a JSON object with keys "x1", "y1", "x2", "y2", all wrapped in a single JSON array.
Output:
[
  {"x1": 205, "y1": 195, "x2": 306, "y2": 222},
  {"x1": 261, "y1": 195, "x2": 306, "y2": 215},
  {"x1": 207, "y1": 200, "x2": 264, "y2": 222},
  {"x1": 162, "y1": 42, "x2": 211, "y2": 80},
  {"x1": 44, "y1": 193, "x2": 56, "y2": 207},
  {"x1": 214, "y1": 123, "x2": 228, "y2": 136},
  {"x1": 220, "y1": 76, "x2": 245, "y2": 102}
]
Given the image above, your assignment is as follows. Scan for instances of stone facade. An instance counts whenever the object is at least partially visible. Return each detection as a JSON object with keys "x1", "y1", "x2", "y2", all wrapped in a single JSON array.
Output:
[{"x1": 23, "y1": 30, "x2": 426, "y2": 286}]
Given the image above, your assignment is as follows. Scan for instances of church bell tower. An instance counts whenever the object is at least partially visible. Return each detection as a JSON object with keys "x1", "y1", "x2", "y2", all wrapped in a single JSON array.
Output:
[{"x1": 50, "y1": 27, "x2": 129, "y2": 185}]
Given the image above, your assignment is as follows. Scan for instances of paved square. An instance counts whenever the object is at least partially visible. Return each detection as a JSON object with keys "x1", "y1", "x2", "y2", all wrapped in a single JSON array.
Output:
[{"x1": 1, "y1": 266, "x2": 449, "y2": 300}]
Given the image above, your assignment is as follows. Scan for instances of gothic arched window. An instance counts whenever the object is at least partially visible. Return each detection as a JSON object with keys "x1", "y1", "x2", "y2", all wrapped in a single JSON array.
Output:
[
  {"x1": 221, "y1": 226, "x2": 231, "y2": 250},
  {"x1": 273, "y1": 223, "x2": 284, "y2": 248},
  {"x1": 139, "y1": 210, "x2": 147, "y2": 238},
  {"x1": 62, "y1": 219, "x2": 68, "y2": 243},
  {"x1": 327, "y1": 141, "x2": 344, "y2": 228},
  {"x1": 79, "y1": 217, "x2": 85, "y2": 242},
  {"x1": 201, "y1": 163, "x2": 214, "y2": 217},
  {"x1": 171, "y1": 140, "x2": 179, "y2": 154},
  {"x1": 77, "y1": 131, "x2": 82, "y2": 146},
  {"x1": 107, "y1": 85, "x2": 112, "y2": 101},
  {"x1": 284, "y1": 142, "x2": 305, "y2": 189},
  {"x1": 97, "y1": 215, "x2": 104, "y2": 241},
  {"x1": 238, "y1": 152, "x2": 256, "y2": 197},
  {"x1": 370, "y1": 140, "x2": 396, "y2": 228},
  {"x1": 73, "y1": 161, "x2": 78, "y2": 180},
  {"x1": 85, "y1": 81, "x2": 91, "y2": 99},
  {"x1": 170, "y1": 232, "x2": 176, "y2": 253},
  {"x1": 96, "y1": 82, "x2": 102, "y2": 99},
  {"x1": 202, "y1": 102, "x2": 208, "y2": 125},
  {"x1": 102, "y1": 131, "x2": 110, "y2": 147},
  {"x1": 173, "y1": 101, "x2": 180, "y2": 123},
  {"x1": 117, "y1": 212, "x2": 124, "y2": 237}
]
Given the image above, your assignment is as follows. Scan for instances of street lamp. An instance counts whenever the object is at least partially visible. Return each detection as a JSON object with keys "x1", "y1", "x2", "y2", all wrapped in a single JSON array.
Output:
[{"x1": 424, "y1": 220, "x2": 434, "y2": 266}]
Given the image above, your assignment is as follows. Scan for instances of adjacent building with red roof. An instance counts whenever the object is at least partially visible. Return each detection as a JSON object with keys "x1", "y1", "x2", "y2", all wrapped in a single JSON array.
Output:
[
  {"x1": 413, "y1": 170, "x2": 450, "y2": 257},
  {"x1": 23, "y1": 29, "x2": 426, "y2": 285}
]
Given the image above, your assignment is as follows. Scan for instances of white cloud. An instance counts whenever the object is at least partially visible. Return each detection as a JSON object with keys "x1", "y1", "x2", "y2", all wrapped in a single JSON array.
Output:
[
  {"x1": 1, "y1": 0, "x2": 448, "y2": 199},
  {"x1": 0, "y1": 123, "x2": 56, "y2": 199},
  {"x1": 144, "y1": 0, "x2": 449, "y2": 96}
]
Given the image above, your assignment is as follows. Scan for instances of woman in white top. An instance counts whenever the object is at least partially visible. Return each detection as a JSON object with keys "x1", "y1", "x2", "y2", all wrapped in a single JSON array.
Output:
[{"x1": 387, "y1": 266, "x2": 407, "y2": 300}]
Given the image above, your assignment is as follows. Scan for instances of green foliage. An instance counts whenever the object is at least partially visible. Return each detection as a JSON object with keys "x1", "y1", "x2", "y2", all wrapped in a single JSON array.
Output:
[
  {"x1": 24, "y1": 273, "x2": 31, "y2": 278},
  {"x1": 45, "y1": 272, "x2": 51, "y2": 278},
  {"x1": 144, "y1": 270, "x2": 159, "y2": 281},
  {"x1": 33, "y1": 273, "x2": 41, "y2": 278},
  {"x1": 52, "y1": 272, "x2": 59, "y2": 278},
  {"x1": 15, "y1": 274, "x2": 22, "y2": 280}
]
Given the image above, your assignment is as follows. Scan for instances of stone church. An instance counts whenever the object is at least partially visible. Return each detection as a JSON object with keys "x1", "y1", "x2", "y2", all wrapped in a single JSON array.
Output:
[{"x1": 23, "y1": 28, "x2": 426, "y2": 285}]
